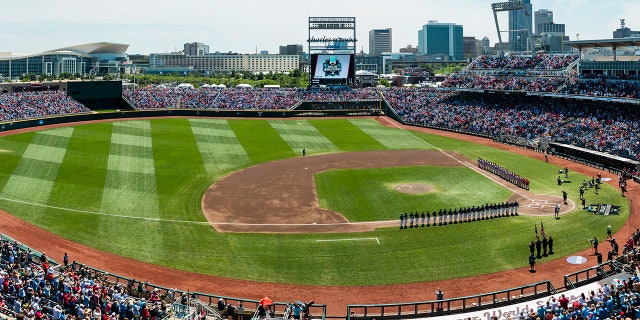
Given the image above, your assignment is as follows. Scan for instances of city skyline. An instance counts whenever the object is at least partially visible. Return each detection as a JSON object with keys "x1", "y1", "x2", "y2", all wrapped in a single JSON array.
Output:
[{"x1": 1, "y1": 0, "x2": 638, "y2": 55}]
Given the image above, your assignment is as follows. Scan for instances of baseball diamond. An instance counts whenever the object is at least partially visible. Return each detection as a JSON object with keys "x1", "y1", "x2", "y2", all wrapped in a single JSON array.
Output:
[{"x1": 0, "y1": 116, "x2": 634, "y2": 318}]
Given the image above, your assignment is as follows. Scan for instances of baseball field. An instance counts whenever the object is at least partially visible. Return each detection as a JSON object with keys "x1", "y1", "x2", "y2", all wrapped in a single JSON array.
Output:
[{"x1": 0, "y1": 117, "x2": 628, "y2": 290}]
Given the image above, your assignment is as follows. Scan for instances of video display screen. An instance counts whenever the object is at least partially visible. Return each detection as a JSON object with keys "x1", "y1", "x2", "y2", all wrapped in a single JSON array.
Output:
[{"x1": 311, "y1": 54, "x2": 354, "y2": 79}]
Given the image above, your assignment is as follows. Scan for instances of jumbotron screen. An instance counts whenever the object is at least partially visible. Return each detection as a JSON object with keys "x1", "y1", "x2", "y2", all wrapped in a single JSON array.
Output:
[{"x1": 311, "y1": 54, "x2": 355, "y2": 79}]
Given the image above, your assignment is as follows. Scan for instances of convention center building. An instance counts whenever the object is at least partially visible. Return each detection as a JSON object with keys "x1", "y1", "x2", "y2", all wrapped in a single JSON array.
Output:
[{"x1": 0, "y1": 42, "x2": 128, "y2": 80}]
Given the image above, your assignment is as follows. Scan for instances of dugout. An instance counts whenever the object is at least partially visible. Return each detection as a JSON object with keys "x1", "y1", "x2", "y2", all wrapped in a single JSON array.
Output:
[{"x1": 549, "y1": 142, "x2": 640, "y2": 174}]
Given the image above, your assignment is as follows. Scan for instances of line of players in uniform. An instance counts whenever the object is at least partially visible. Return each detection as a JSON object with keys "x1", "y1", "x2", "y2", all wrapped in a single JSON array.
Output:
[
  {"x1": 478, "y1": 157, "x2": 530, "y2": 190},
  {"x1": 399, "y1": 201, "x2": 519, "y2": 229}
]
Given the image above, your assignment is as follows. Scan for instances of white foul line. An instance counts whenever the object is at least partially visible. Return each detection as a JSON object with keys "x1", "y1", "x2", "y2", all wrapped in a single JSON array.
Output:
[
  {"x1": 316, "y1": 237, "x2": 380, "y2": 244},
  {"x1": 379, "y1": 117, "x2": 533, "y2": 201}
]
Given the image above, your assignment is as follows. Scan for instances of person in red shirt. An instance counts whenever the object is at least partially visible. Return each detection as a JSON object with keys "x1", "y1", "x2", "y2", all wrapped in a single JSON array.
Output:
[{"x1": 558, "y1": 294, "x2": 569, "y2": 310}]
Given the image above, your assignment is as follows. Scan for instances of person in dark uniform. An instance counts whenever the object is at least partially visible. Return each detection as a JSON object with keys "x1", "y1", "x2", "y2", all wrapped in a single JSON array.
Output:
[
  {"x1": 557, "y1": 176, "x2": 562, "y2": 186},
  {"x1": 562, "y1": 190, "x2": 568, "y2": 205},
  {"x1": 564, "y1": 167, "x2": 568, "y2": 178},
  {"x1": 579, "y1": 186, "x2": 585, "y2": 199},
  {"x1": 542, "y1": 237, "x2": 548, "y2": 256},
  {"x1": 399, "y1": 213, "x2": 404, "y2": 229},
  {"x1": 592, "y1": 236, "x2": 599, "y2": 255},
  {"x1": 608, "y1": 238, "x2": 618, "y2": 256},
  {"x1": 529, "y1": 241, "x2": 535, "y2": 256},
  {"x1": 536, "y1": 238, "x2": 542, "y2": 258},
  {"x1": 403, "y1": 212, "x2": 408, "y2": 229},
  {"x1": 409, "y1": 212, "x2": 414, "y2": 228},
  {"x1": 426, "y1": 212, "x2": 431, "y2": 227},
  {"x1": 302, "y1": 149, "x2": 306, "y2": 156},
  {"x1": 420, "y1": 211, "x2": 426, "y2": 227},
  {"x1": 548, "y1": 236, "x2": 554, "y2": 255}
]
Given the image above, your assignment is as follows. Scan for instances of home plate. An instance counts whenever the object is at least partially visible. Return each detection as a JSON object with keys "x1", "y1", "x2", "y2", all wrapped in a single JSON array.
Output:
[{"x1": 566, "y1": 256, "x2": 587, "y2": 264}]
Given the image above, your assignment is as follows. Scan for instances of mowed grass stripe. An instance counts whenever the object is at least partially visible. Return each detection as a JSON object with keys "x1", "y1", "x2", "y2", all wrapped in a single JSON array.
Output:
[
  {"x1": 0, "y1": 133, "x2": 34, "y2": 192},
  {"x1": 48, "y1": 123, "x2": 112, "y2": 212},
  {"x1": 189, "y1": 119, "x2": 251, "y2": 175},
  {"x1": 0, "y1": 118, "x2": 630, "y2": 286},
  {"x1": 150, "y1": 119, "x2": 209, "y2": 219},
  {"x1": 308, "y1": 119, "x2": 386, "y2": 151},
  {"x1": 349, "y1": 119, "x2": 434, "y2": 150},
  {"x1": 228, "y1": 120, "x2": 295, "y2": 163},
  {"x1": 102, "y1": 121, "x2": 159, "y2": 217},
  {"x1": 1, "y1": 128, "x2": 74, "y2": 204},
  {"x1": 268, "y1": 120, "x2": 341, "y2": 154}
]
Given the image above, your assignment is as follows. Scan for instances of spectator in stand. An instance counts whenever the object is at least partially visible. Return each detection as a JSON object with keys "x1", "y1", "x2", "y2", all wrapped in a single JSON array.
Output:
[
  {"x1": 123, "y1": 86, "x2": 380, "y2": 111},
  {"x1": 383, "y1": 87, "x2": 640, "y2": 161},
  {"x1": 0, "y1": 91, "x2": 90, "y2": 122}
]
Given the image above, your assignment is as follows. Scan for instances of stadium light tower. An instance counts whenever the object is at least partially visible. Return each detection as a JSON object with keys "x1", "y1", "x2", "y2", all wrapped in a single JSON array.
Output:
[{"x1": 491, "y1": 1, "x2": 534, "y2": 56}]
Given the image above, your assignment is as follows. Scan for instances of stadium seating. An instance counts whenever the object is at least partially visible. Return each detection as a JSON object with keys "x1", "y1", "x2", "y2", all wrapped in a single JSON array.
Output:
[{"x1": 0, "y1": 91, "x2": 91, "y2": 122}]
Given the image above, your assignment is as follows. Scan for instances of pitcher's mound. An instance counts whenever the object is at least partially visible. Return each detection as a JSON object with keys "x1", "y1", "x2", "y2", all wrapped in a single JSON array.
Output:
[{"x1": 393, "y1": 183, "x2": 434, "y2": 194}]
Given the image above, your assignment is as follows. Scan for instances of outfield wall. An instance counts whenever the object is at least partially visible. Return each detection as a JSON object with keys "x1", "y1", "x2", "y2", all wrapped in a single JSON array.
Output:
[{"x1": 0, "y1": 106, "x2": 387, "y2": 133}]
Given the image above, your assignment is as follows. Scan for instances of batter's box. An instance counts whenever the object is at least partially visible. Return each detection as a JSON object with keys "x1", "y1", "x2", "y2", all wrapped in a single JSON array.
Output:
[{"x1": 528, "y1": 199, "x2": 554, "y2": 209}]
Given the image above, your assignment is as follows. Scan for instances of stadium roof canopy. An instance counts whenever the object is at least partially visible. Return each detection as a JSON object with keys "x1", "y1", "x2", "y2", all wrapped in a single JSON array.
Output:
[
  {"x1": 51, "y1": 42, "x2": 129, "y2": 55},
  {"x1": 564, "y1": 37, "x2": 640, "y2": 50},
  {"x1": 0, "y1": 42, "x2": 129, "y2": 60}
]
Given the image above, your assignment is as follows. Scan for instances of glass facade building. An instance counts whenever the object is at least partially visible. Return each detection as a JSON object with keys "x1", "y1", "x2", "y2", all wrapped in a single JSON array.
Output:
[
  {"x1": 0, "y1": 42, "x2": 128, "y2": 80},
  {"x1": 509, "y1": 0, "x2": 533, "y2": 52},
  {"x1": 418, "y1": 22, "x2": 464, "y2": 60}
]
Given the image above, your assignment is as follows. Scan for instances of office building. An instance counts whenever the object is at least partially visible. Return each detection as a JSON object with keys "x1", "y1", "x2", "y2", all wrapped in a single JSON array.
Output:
[
  {"x1": 399, "y1": 45, "x2": 418, "y2": 55},
  {"x1": 481, "y1": 37, "x2": 491, "y2": 55},
  {"x1": 534, "y1": 9, "x2": 553, "y2": 35},
  {"x1": 369, "y1": 28, "x2": 392, "y2": 56},
  {"x1": 508, "y1": 0, "x2": 533, "y2": 52},
  {"x1": 531, "y1": 9, "x2": 569, "y2": 53},
  {"x1": 184, "y1": 42, "x2": 209, "y2": 56},
  {"x1": 279, "y1": 45, "x2": 303, "y2": 56},
  {"x1": 418, "y1": 22, "x2": 464, "y2": 60},
  {"x1": 463, "y1": 37, "x2": 483, "y2": 59},
  {"x1": 537, "y1": 22, "x2": 568, "y2": 53},
  {"x1": 613, "y1": 19, "x2": 640, "y2": 38}
]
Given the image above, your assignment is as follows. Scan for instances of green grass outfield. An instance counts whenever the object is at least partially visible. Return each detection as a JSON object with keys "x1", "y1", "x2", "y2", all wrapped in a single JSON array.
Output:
[{"x1": 0, "y1": 118, "x2": 629, "y2": 286}]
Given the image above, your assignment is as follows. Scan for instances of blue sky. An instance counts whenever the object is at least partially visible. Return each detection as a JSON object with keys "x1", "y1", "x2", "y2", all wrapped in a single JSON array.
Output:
[{"x1": 0, "y1": 0, "x2": 638, "y2": 55}]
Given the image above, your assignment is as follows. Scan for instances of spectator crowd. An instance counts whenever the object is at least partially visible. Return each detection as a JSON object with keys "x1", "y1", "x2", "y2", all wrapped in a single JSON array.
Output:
[
  {"x1": 1, "y1": 236, "x2": 171, "y2": 320},
  {"x1": 0, "y1": 92, "x2": 90, "y2": 122},
  {"x1": 123, "y1": 87, "x2": 380, "y2": 111},
  {"x1": 467, "y1": 54, "x2": 579, "y2": 71},
  {"x1": 382, "y1": 87, "x2": 640, "y2": 161}
]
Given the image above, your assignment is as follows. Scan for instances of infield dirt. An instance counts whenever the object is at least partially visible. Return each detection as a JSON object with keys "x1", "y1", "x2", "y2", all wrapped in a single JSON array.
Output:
[{"x1": 0, "y1": 116, "x2": 637, "y2": 317}]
